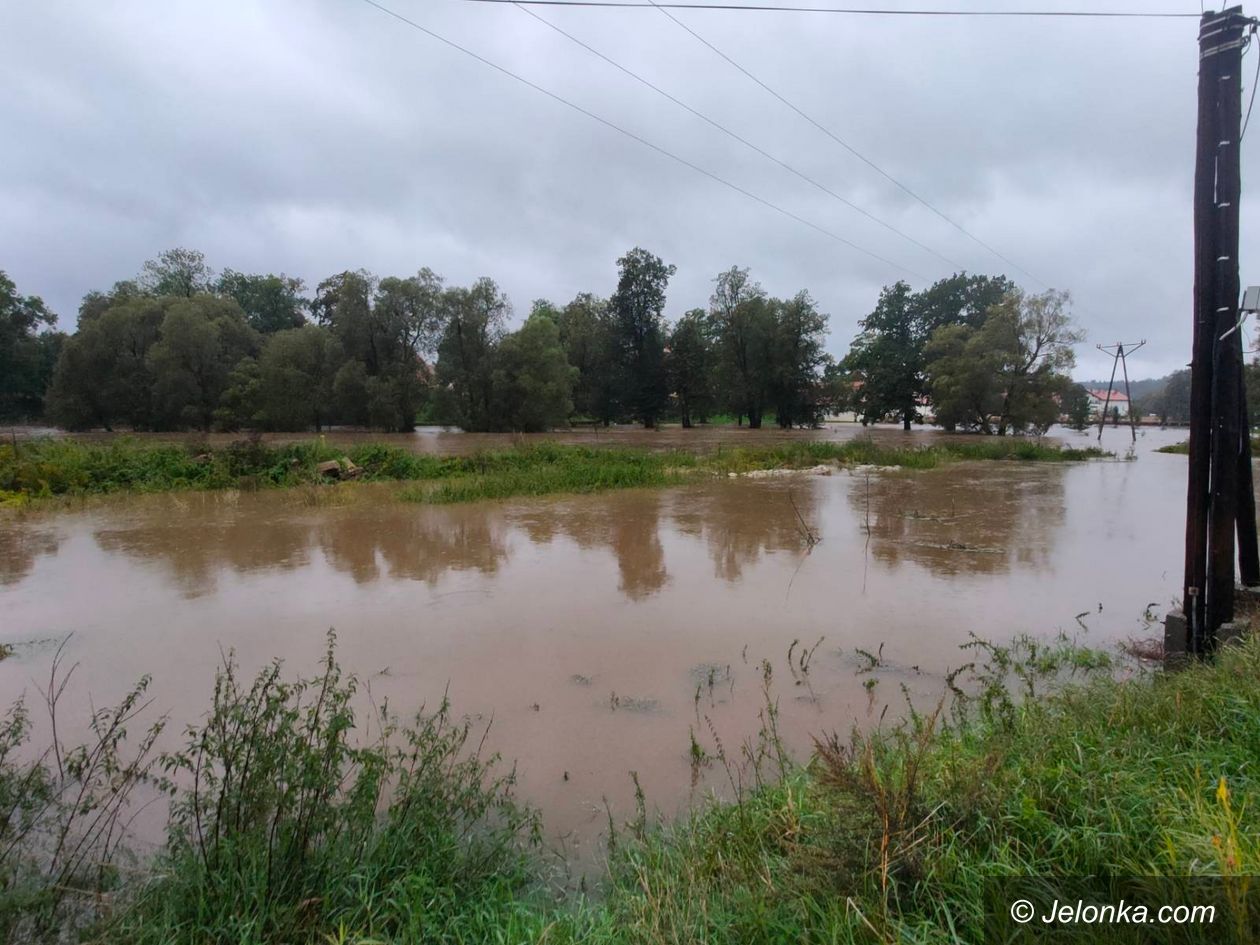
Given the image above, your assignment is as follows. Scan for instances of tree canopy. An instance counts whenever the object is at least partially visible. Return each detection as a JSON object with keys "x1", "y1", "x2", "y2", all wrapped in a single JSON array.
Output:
[
  {"x1": 846, "y1": 274, "x2": 1014, "y2": 429},
  {"x1": 20, "y1": 247, "x2": 1090, "y2": 437}
]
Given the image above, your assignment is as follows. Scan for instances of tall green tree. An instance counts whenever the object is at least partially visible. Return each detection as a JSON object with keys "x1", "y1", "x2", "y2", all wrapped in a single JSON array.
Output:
[
  {"x1": 140, "y1": 248, "x2": 214, "y2": 298},
  {"x1": 216, "y1": 271, "x2": 308, "y2": 333},
  {"x1": 709, "y1": 266, "x2": 772, "y2": 428},
  {"x1": 490, "y1": 311, "x2": 576, "y2": 432},
  {"x1": 147, "y1": 298, "x2": 258, "y2": 430},
  {"x1": 374, "y1": 269, "x2": 443, "y2": 427},
  {"x1": 610, "y1": 248, "x2": 675, "y2": 428},
  {"x1": 1147, "y1": 369, "x2": 1191, "y2": 425},
  {"x1": 1062, "y1": 383, "x2": 1093, "y2": 431},
  {"x1": 769, "y1": 291, "x2": 828, "y2": 428},
  {"x1": 0, "y1": 271, "x2": 62, "y2": 420},
  {"x1": 46, "y1": 297, "x2": 167, "y2": 430},
  {"x1": 665, "y1": 309, "x2": 712, "y2": 428},
  {"x1": 313, "y1": 271, "x2": 379, "y2": 370},
  {"x1": 215, "y1": 357, "x2": 262, "y2": 430},
  {"x1": 253, "y1": 325, "x2": 344, "y2": 431},
  {"x1": 847, "y1": 273, "x2": 1014, "y2": 429},
  {"x1": 923, "y1": 289, "x2": 1082, "y2": 435},
  {"x1": 555, "y1": 293, "x2": 618, "y2": 424},
  {"x1": 818, "y1": 358, "x2": 856, "y2": 418},
  {"x1": 922, "y1": 321, "x2": 1006, "y2": 433},
  {"x1": 434, "y1": 278, "x2": 509, "y2": 431},
  {"x1": 990, "y1": 289, "x2": 1081, "y2": 434},
  {"x1": 847, "y1": 281, "x2": 917, "y2": 429},
  {"x1": 313, "y1": 269, "x2": 438, "y2": 430}
]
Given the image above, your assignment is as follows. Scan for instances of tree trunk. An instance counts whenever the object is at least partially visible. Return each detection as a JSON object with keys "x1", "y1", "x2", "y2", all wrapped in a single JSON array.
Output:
[{"x1": 902, "y1": 409, "x2": 911, "y2": 431}]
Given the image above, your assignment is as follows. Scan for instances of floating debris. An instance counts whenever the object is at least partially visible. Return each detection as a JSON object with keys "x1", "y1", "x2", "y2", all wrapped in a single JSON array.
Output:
[{"x1": 728, "y1": 464, "x2": 833, "y2": 479}]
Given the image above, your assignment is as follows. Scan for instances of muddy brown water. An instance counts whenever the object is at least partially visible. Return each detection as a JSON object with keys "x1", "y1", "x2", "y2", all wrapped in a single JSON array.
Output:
[{"x1": 0, "y1": 425, "x2": 1192, "y2": 871}]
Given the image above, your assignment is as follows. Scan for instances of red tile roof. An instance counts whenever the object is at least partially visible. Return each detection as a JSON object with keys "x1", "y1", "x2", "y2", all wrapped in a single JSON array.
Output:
[{"x1": 1087, "y1": 389, "x2": 1129, "y2": 402}]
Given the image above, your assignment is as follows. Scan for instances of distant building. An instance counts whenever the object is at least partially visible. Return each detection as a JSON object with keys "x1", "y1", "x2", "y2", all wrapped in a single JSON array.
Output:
[{"x1": 1086, "y1": 388, "x2": 1130, "y2": 419}]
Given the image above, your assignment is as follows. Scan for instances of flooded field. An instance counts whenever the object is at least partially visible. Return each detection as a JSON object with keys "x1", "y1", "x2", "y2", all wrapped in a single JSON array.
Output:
[{"x1": 0, "y1": 425, "x2": 1189, "y2": 869}]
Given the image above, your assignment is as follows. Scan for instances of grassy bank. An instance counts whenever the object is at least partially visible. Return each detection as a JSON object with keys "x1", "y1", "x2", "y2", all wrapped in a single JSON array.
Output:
[
  {"x1": 1157, "y1": 437, "x2": 1260, "y2": 455},
  {"x1": 573, "y1": 635, "x2": 1260, "y2": 943},
  {"x1": 1, "y1": 436, "x2": 1106, "y2": 507},
  {"x1": 3, "y1": 630, "x2": 1257, "y2": 943}
]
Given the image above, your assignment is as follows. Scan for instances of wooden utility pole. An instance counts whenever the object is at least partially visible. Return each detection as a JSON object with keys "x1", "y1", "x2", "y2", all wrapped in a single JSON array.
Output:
[{"x1": 1182, "y1": 6, "x2": 1257, "y2": 655}]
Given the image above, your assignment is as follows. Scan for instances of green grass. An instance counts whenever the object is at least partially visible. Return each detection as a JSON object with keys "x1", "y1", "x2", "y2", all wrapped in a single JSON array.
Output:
[
  {"x1": 6, "y1": 630, "x2": 1258, "y2": 943},
  {"x1": 1, "y1": 437, "x2": 1107, "y2": 507},
  {"x1": 1158, "y1": 437, "x2": 1260, "y2": 455},
  {"x1": 552, "y1": 633, "x2": 1260, "y2": 943}
]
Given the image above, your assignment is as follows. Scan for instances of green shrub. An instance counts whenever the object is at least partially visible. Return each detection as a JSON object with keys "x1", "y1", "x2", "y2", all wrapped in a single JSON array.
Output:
[{"x1": 105, "y1": 634, "x2": 545, "y2": 945}]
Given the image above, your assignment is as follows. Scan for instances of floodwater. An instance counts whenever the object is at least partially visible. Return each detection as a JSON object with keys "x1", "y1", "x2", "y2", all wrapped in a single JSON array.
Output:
[{"x1": 0, "y1": 424, "x2": 1192, "y2": 869}]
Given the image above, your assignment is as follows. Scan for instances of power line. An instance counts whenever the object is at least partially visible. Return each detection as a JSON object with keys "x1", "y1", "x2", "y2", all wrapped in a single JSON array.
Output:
[
  {"x1": 461, "y1": 0, "x2": 1199, "y2": 18},
  {"x1": 640, "y1": 0, "x2": 1051, "y2": 286},
  {"x1": 512, "y1": 1, "x2": 966, "y2": 269},
  {"x1": 357, "y1": 0, "x2": 928, "y2": 277}
]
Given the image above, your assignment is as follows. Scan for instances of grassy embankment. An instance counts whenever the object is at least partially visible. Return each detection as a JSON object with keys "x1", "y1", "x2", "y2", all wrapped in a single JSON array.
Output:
[
  {"x1": 0, "y1": 436, "x2": 1105, "y2": 507},
  {"x1": 1157, "y1": 438, "x2": 1260, "y2": 455},
  {"x1": 3, "y1": 630, "x2": 1258, "y2": 943}
]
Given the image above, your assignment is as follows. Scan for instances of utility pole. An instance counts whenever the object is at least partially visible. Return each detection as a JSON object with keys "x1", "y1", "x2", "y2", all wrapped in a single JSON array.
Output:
[
  {"x1": 1179, "y1": 6, "x2": 1258, "y2": 657},
  {"x1": 1095, "y1": 340, "x2": 1146, "y2": 443}
]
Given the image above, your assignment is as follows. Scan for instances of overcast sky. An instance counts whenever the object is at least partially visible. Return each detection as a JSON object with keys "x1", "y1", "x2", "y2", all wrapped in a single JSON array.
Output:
[{"x1": 1, "y1": 0, "x2": 1250, "y2": 379}]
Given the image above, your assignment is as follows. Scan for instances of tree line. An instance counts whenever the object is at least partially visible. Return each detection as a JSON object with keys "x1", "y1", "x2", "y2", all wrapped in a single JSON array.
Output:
[
  {"x1": 1, "y1": 248, "x2": 837, "y2": 433},
  {"x1": 4, "y1": 249, "x2": 1114, "y2": 435}
]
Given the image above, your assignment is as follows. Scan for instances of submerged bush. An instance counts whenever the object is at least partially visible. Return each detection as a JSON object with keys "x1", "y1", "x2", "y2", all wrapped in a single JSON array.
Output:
[
  {"x1": 106, "y1": 634, "x2": 544, "y2": 945},
  {"x1": 0, "y1": 635, "x2": 547, "y2": 945}
]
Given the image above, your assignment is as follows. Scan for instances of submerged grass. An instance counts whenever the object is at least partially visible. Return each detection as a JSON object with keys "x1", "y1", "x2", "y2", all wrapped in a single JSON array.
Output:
[
  {"x1": 563, "y1": 634, "x2": 1260, "y2": 943},
  {"x1": 4, "y1": 629, "x2": 1258, "y2": 943},
  {"x1": 1, "y1": 436, "x2": 1106, "y2": 507}
]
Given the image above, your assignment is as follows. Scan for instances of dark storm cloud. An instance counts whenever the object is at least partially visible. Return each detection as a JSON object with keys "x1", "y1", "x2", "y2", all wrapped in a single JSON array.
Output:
[{"x1": 0, "y1": 0, "x2": 1242, "y2": 377}]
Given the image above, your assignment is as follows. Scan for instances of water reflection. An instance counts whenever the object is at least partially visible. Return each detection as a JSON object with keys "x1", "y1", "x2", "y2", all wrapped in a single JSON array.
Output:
[
  {"x1": 71, "y1": 481, "x2": 834, "y2": 603},
  {"x1": 95, "y1": 510, "x2": 316, "y2": 598},
  {"x1": 91, "y1": 496, "x2": 511, "y2": 598},
  {"x1": 510, "y1": 492, "x2": 669, "y2": 600},
  {"x1": 74, "y1": 466, "x2": 1063, "y2": 602},
  {"x1": 671, "y1": 482, "x2": 820, "y2": 581},
  {"x1": 0, "y1": 526, "x2": 61, "y2": 586},
  {"x1": 317, "y1": 512, "x2": 508, "y2": 586},
  {"x1": 847, "y1": 465, "x2": 1066, "y2": 576}
]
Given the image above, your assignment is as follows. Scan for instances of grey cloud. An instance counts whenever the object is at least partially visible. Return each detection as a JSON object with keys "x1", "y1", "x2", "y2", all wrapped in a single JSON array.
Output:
[{"x1": 0, "y1": 0, "x2": 1248, "y2": 379}]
